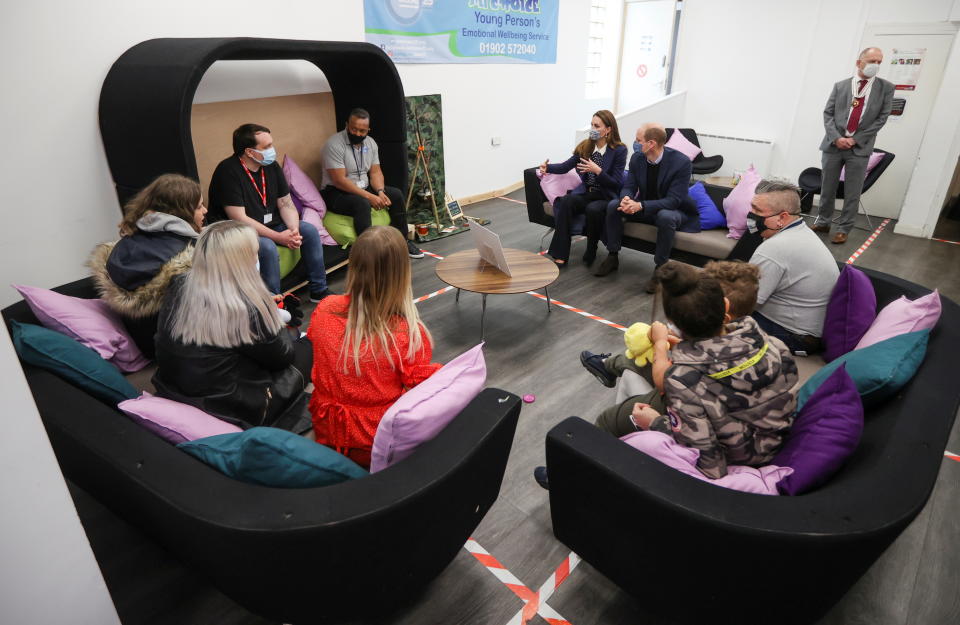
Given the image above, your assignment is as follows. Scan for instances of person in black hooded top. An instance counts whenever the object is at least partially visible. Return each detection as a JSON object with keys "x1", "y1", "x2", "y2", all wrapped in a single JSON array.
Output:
[{"x1": 88, "y1": 174, "x2": 206, "y2": 358}]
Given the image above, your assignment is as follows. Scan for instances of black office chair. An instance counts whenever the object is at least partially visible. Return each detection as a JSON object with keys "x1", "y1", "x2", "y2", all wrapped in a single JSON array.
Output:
[
  {"x1": 798, "y1": 149, "x2": 895, "y2": 231},
  {"x1": 665, "y1": 128, "x2": 724, "y2": 175}
]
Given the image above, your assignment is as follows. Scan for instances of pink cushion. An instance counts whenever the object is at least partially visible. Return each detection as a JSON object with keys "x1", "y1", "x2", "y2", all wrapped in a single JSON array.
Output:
[
  {"x1": 840, "y1": 150, "x2": 885, "y2": 182},
  {"x1": 722, "y1": 165, "x2": 762, "y2": 240},
  {"x1": 118, "y1": 392, "x2": 242, "y2": 445},
  {"x1": 537, "y1": 169, "x2": 582, "y2": 205},
  {"x1": 282, "y1": 155, "x2": 337, "y2": 246},
  {"x1": 370, "y1": 343, "x2": 487, "y2": 473},
  {"x1": 12, "y1": 284, "x2": 150, "y2": 373},
  {"x1": 855, "y1": 290, "x2": 941, "y2": 350},
  {"x1": 664, "y1": 129, "x2": 703, "y2": 161},
  {"x1": 620, "y1": 430, "x2": 793, "y2": 495}
]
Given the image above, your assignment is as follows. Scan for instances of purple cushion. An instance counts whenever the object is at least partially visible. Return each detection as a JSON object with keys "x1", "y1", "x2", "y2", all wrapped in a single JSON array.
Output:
[
  {"x1": 12, "y1": 284, "x2": 150, "y2": 373},
  {"x1": 722, "y1": 165, "x2": 762, "y2": 240},
  {"x1": 855, "y1": 290, "x2": 941, "y2": 350},
  {"x1": 772, "y1": 364, "x2": 864, "y2": 495},
  {"x1": 370, "y1": 343, "x2": 486, "y2": 473},
  {"x1": 538, "y1": 169, "x2": 582, "y2": 205},
  {"x1": 840, "y1": 150, "x2": 884, "y2": 181},
  {"x1": 118, "y1": 392, "x2": 242, "y2": 445},
  {"x1": 619, "y1": 431, "x2": 793, "y2": 495},
  {"x1": 664, "y1": 129, "x2": 702, "y2": 161},
  {"x1": 822, "y1": 265, "x2": 877, "y2": 362},
  {"x1": 282, "y1": 155, "x2": 337, "y2": 246}
]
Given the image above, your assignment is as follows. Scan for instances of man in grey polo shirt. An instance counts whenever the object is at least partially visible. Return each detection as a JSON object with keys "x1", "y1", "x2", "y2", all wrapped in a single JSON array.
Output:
[
  {"x1": 748, "y1": 180, "x2": 839, "y2": 355},
  {"x1": 320, "y1": 108, "x2": 422, "y2": 258}
]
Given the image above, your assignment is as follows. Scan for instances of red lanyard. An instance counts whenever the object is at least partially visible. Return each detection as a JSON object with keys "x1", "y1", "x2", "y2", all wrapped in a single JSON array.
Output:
[{"x1": 239, "y1": 158, "x2": 267, "y2": 206}]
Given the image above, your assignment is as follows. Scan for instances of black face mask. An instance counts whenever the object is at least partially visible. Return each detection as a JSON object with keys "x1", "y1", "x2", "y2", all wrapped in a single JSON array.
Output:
[
  {"x1": 747, "y1": 212, "x2": 770, "y2": 235},
  {"x1": 347, "y1": 131, "x2": 365, "y2": 145}
]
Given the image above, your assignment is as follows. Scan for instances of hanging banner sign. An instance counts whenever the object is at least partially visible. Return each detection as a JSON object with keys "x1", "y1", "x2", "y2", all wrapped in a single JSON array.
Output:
[
  {"x1": 888, "y1": 48, "x2": 926, "y2": 91},
  {"x1": 364, "y1": 0, "x2": 558, "y2": 64}
]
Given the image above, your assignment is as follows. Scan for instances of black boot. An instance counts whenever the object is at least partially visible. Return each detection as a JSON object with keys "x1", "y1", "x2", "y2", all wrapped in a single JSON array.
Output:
[
  {"x1": 594, "y1": 253, "x2": 619, "y2": 277},
  {"x1": 582, "y1": 240, "x2": 598, "y2": 266}
]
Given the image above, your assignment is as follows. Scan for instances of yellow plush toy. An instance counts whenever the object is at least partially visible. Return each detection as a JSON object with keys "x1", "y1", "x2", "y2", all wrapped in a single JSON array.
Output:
[{"x1": 623, "y1": 322, "x2": 656, "y2": 367}]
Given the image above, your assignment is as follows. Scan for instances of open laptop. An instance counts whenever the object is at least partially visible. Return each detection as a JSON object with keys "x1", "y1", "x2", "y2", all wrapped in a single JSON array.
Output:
[{"x1": 468, "y1": 221, "x2": 512, "y2": 277}]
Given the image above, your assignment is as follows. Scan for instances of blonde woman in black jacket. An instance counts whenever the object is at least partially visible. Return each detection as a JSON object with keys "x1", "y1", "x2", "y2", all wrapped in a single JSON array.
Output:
[{"x1": 152, "y1": 220, "x2": 308, "y2": 431}]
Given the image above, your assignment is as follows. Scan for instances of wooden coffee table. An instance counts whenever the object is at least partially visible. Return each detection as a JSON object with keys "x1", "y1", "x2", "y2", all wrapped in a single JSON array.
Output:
[{"x1": 435, "y1": 248, "x2": 560, "y2": 340}]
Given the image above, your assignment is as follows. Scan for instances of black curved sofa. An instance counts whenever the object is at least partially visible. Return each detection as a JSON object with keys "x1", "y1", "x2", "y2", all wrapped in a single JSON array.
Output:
[
  {"x1": 3, "y1": 278, "x2": 521, "y2": 624},
  {"x1": 543, "y1": 266, "x2": 959, "y2": 625},
  {"x1": 99, "y1": 37, "x2": 410, "y2": 290}
]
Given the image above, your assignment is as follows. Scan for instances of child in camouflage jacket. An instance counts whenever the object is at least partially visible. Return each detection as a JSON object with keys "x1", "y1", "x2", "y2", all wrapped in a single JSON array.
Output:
[{"x1": 598, "y1": 261, "x2": 797, "y2": 479}]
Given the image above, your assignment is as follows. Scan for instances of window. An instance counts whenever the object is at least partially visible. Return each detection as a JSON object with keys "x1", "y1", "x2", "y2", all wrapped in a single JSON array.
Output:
[{"x1": 584, "y1": 0, "x2": 608, "y2": 96}]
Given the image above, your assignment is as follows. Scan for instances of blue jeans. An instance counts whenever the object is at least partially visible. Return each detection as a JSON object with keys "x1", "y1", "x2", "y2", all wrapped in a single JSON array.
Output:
[
  {"x1": 604, "y1": 199, "x2": 689, "y2": 266},
  {"x1": 258, "y1": 221, "x2": 327, "y2": 295}
]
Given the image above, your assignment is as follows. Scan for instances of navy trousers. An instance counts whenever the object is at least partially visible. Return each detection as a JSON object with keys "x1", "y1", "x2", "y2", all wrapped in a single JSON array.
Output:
[{"x1": 602, "y1": 199, "x2": 689, "y2": 266}]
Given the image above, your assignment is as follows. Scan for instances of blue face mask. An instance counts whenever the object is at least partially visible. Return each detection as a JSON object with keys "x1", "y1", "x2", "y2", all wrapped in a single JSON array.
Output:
[
  {"x1": 253, "y1": 146, "x2": 277, "y2": 166},
  {"x1": 633, "y1": 140, "x2": 643, "y2": 154},
  {"x1": 588, "y1": 129, "x2": 601, "y2": 141}
]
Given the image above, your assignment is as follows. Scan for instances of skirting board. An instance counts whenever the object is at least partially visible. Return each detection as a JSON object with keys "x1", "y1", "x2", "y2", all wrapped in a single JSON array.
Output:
[{"x1": 458, "y1": 180, "x2": 524, "y2": 206}]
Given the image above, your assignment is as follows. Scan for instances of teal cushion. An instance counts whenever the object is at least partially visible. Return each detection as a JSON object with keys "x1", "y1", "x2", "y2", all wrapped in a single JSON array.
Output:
[
  {"x1": 323, "y1": 209, "x2": 392, "y2": 248},
  {"x1": 178, "y1": 427, "x2": 368, "y2": 488},
  {"x1": 797, "y1": 329, "x2": 929, "y2": 411},
  {"x1": 10, "y1": 320, "x2": 138, "y2": 404}
]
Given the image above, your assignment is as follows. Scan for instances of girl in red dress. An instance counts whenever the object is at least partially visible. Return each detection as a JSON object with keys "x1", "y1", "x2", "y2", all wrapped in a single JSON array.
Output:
[{"x1": 307, "y1": 226, "x2": 441, "y2": 467}]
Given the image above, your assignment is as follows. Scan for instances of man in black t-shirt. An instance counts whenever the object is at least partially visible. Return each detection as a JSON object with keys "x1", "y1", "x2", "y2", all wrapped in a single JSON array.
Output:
[{"x1": 208, "y1": 123, "x2": 330, "y2": 300}]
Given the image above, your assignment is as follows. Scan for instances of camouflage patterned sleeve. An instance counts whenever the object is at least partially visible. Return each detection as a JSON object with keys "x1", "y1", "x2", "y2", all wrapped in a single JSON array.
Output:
[{"x1": 664, "y1": 375, "x2": 728, "y2": 479}]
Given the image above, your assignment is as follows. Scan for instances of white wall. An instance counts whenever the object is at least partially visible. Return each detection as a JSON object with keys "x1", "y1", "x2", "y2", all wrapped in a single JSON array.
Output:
[
  {"x1": 0, "y1": 330, "x2": 121, "y2": 625},
  {"x1": 672, "y1": 0, "x2": 960, "y2": 235},
  {"x1": 0, "y1": 0, "x2": 592, "y2": 308}
]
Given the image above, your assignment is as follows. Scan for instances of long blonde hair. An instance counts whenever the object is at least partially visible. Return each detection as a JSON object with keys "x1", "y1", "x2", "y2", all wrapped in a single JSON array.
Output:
[
  {"x1": 341, "y1": 226, "x2": 430, "y2": 375},
  {"x1": 119, "y1": 174, "x2": 202, "y2": 237},
  {"x1": 169, "y1": 221, "x2": 282, "y2": 347}
]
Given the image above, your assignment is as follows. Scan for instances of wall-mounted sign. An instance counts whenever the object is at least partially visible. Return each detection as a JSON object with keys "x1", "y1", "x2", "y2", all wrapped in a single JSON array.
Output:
[
  {"x1": 888, "y1": 48, "x2": 926, "y2": 91},
  {"x1": 365, "y1": 0, "x2": 558, "y2": 64}
]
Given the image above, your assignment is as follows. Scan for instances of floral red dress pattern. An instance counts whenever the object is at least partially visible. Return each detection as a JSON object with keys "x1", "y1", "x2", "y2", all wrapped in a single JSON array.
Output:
[{"x1": 307, "y1": 295, "x2": 441, "y2": 467}]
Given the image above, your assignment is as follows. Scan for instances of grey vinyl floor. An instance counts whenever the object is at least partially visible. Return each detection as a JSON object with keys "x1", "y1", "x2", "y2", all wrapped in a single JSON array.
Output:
[{"x1": 71, "y1": 190, "x2": 960, "y2": 625}]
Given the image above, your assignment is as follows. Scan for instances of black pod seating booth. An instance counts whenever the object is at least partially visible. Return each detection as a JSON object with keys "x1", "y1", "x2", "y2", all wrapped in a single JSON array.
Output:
[
  {"x1": 0, "y1": 38, "x2": 525, "y2": 624},
  {"x1": 3, "y1": 278, "x2": 522, "y2": 624},
  {"x1": 99, "y1": 37, "x2": 410, "y2": 290},
  {"x1": 543, "y1": 266, "x2": 960, "y2": 625}
]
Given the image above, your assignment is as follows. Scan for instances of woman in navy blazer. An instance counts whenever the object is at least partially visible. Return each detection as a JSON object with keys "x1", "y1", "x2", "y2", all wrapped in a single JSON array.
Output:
[{"x1": 539, "y1": 110, "x2": 627, "y2": 266}]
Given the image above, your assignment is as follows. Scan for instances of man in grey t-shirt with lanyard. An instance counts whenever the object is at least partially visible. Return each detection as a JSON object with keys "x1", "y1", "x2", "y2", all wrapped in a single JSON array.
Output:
[
  {"x1": 747, "y1": 180, "x2": 840, "y2": 356},
  {"x1": 320, "y1": 108, "x2": 423, "y2": 258}
]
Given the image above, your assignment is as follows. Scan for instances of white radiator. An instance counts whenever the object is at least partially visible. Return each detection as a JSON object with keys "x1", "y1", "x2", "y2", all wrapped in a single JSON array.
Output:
[{"x1": 695, "y1": 132, "x2": 774, "y2": 178}]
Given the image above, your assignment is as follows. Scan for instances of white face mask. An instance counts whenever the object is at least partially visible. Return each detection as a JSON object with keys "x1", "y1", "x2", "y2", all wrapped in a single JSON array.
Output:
[{"x1": 861, "y1": 62, "x2": 880, "y2": 78}]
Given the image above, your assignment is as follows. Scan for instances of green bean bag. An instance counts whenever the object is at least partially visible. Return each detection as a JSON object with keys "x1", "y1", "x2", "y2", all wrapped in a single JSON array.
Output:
[
  {"x1": 323, "y1": 210, "x2": 391, "y2": 248},
  {"x1": 277, "y1": 246, "x2": 302, "y2": 279}
]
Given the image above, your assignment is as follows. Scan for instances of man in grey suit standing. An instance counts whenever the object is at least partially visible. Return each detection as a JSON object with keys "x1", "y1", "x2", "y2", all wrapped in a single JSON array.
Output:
[{"x1": 813, "y1": 47, "x2": 894, "y2": 244}]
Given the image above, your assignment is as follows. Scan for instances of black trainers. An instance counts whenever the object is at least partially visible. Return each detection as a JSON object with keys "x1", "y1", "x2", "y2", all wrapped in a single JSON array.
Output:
[
  {"x1": 310, "y1": 288, "x2": 333, "y2": 303},
  {"x1": 407, "y1": 240, "x2": 425, "y2": 258},
  {"x1": 580, "y1": 350, "x2": 616, "y2": 388},
  {"x1": 594, "y1": 254, "x2": 619, "y2": 276},
  {"x1": 534, "y1": 466, "x2": 550, "y2": 490}
]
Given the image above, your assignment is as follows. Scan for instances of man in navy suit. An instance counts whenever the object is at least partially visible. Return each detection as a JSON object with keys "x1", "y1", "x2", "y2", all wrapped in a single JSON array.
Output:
[{"x1": 594, "y1": 123, "x2": 699, "y2": 293}]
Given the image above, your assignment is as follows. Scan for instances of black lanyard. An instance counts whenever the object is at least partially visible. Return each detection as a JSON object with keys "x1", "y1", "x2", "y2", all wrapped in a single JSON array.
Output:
[{"x1": 348, "y1": 137, "x2": 364, "y2": 183}]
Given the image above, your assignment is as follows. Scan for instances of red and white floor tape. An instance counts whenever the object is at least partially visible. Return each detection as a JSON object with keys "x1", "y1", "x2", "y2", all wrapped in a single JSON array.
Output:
[
  {"x1": 413, "y1": 285, "x2": 455, "y2": 304},
  {"x1": 931, "y1": 237, "x2": 960, "y2": 246},
  {"x1": 945, "y1": 451, "x2": 960, "y2": 463},
  {"x1": 497, "y1": 195, "x2": 528, "y2": 205},
  {"x1": 464, "y1": 539, "x2": 580, "y2": 625},
  {"x1": 845, "y1": 218, "x2": 891, "y2": 265},
  {"x1": 526, "y1": 291, "x2": 627, "y2": 331}
]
